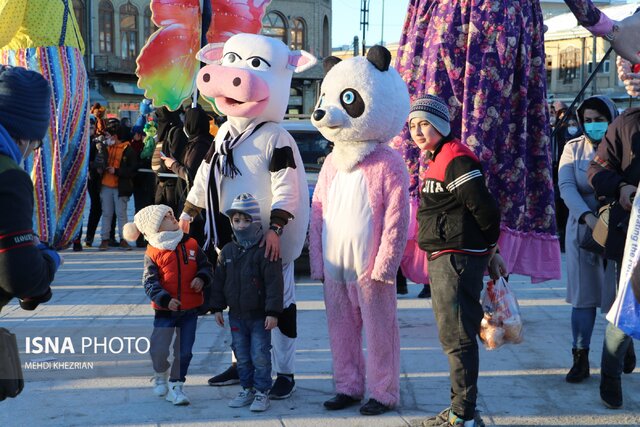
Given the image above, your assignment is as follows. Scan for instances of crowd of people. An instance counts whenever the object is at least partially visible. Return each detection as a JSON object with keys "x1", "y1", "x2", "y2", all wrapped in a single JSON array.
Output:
[{"x1": 74, "y1": 103, "x2": 223, "y2": 253}]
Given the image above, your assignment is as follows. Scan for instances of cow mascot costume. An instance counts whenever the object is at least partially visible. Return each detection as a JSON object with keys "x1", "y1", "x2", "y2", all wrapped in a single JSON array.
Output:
[
  {"x1": 180, "y1": 33, "x2": 316, "y2": 399},
  {"x1": 309, "y1": 46, "x2": 410, "y2": 415}
]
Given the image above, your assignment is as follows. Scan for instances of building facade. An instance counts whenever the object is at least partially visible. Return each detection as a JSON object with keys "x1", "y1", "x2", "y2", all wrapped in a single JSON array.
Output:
[
  {"x1": 543, "y1": 3, "x2": 638, "y2": 108},
  {"x1": 72, "y1": 0, "x2": 330, "y2": 118}
]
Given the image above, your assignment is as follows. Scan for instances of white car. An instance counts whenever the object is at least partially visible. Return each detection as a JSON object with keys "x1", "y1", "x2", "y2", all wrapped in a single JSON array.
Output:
[
  {"x1": 282, "y1": 119, "x2": 332, "y2": 204},
  {"x1": 282, "y1": 119, "x2": 332, "y2": 276}
]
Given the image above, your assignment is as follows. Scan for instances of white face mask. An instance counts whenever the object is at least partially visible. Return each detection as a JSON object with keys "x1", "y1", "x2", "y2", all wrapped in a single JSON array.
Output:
[{"x1": 567, "y1": 126, "x2": 578, "y2": 136}]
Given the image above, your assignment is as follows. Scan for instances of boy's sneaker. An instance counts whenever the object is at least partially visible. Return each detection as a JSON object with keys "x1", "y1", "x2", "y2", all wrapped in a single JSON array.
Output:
[
  {"x1": 228, "y1": 388, "x2": 256, "y2": 408},
  {"x1": 420, "y1": 407, "x2": 485, "y2": 427},
  {"x1": 269, "y1": 374, "x2": 295, "y2": 399},
  {"x1": 151, "y1": 370, "x2": 168, "y2": 397},
  {"x1": 165, "y1": 381, "x2": 190, "y2": 405},
  {"x1": 250, "y1": 391, "x2": 270, "y2": 412},
  {"x1": 98, "y1": 240, "x2": 109, "y2": 251},
  {"x1": 208, "y1": 364, "x2": 240, "y2": 386}
]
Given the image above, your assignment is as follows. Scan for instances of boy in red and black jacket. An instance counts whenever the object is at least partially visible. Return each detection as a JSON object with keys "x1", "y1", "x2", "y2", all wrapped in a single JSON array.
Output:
[
  {"x1": 410, "y1": 95, "x2": 505, "y2": 427},
  {"x1": 123, "y1": 204, "x2": 212, "y2": 406}
]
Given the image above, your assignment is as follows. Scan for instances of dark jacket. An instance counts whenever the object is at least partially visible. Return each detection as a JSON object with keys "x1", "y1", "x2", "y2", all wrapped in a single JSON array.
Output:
[
  {"x1": 588, "y1": 108, "x2": 640, "y2": 261},
  {"x1": 211, "y1": 241, "x2": 284, "y2": 320},
  {"x1": 142, "y1": 235, "x2": 213, "y2": 312},
  {"x1": 417, "y1": 138, "x2": 500, "y2": 258},
  {"x1": 169, "y1": 105, "x2": 212, "y2": 187},
  {"x1": 0, "y1": 155, "x2": 59, "y2": 309}
]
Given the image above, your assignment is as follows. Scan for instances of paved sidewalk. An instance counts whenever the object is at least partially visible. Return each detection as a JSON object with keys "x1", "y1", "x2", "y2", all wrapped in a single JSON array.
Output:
[{"x1": 1, "y1": 247, "x2": 639, "y2": 426}]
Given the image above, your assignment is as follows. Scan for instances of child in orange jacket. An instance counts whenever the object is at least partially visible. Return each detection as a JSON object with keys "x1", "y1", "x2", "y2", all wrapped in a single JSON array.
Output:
[{"x1": 124, "y1": 204, "x2": 213, "y2": 406}]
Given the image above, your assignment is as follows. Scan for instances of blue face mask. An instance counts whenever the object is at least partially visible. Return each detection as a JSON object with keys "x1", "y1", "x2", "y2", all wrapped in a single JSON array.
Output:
[{"x1": 584, "y1": 122, "x2": 608, "y2": 142}]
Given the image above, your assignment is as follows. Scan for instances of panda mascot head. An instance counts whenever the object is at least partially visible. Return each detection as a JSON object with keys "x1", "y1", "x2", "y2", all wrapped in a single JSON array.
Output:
[{"x1": 311, "y1": 46, "x2": 410, "y2": 171}]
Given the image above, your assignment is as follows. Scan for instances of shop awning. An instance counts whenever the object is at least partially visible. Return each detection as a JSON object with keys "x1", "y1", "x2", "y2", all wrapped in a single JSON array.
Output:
[
  {"x1": 110, "y1": 81, "x2": 145, "y2": 96},
  {"x1": 89, "y1": 88, "x2": 107, "y2": 105}
]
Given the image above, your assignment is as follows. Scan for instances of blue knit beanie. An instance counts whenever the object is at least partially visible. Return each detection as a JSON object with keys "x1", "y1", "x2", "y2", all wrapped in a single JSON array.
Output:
[
  {"x1": 0, "y1": 66, "x2": 51, "y2": 140},
  {"x1": 409, "y1": 94, "x2": 451, "y2": 137},
  {"x1": 226, "y1": 193, "x2": 261, "y2": 224}
]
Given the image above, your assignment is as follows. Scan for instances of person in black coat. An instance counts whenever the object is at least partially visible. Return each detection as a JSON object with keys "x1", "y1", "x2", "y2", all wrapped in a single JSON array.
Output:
[
  {"x1": 161, "y1": 104, "x2": 213, "y2": 247},
  {"x1": 0, "y1": 66, "x2": 61, "y2": 312},
  {"x1": 153, "y1": 106, "x2": 186, "y2": 216}
]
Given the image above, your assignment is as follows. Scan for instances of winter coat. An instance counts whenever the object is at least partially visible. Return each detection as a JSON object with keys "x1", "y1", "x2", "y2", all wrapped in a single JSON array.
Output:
[
  {"x1": 99, "y1": 141, "x2": 137, "y2": 197},
  {"x1": 169, "y1": 106, "x2": 212, "y2": 205},
  {"x1": 559, "y1": 136, "x2": 616, "y2": 310},
  {"x1": 588, "y1": 108, "x2": 640, "y2": 261},
  {"x1": 211, "y1": 241, "x2": 284, "y2": 320},
  {"x1": 417, "y1": 137, "x2": 500, "y2": 258},
  {"x1": 560, "y1": 95, "x2": 618, "y2": 310},
  {"x1": 0, "y1": 154, "x2": 59, "y2": 309},
  {"x1": 142, "y1": 235, "x2": 213, "y2": 311}
]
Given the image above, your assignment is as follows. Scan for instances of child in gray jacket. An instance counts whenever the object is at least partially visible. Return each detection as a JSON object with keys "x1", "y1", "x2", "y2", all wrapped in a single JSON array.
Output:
[{"x1": 212, "y1": 193, "x2": 284, "y2": 412}]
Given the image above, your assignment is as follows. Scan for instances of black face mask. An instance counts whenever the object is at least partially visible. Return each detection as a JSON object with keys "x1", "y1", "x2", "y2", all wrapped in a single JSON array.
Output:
[{"x1": 232, "y1": 222, "x2": 263, "y2": 248}]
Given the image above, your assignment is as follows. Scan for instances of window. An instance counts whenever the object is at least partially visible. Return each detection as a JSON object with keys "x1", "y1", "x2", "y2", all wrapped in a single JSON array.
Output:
[
  {"x1": 72, "y1": 0, "x2": 85, "y2": 42},
  {"x1": 322, "y1": 16, "x2": 330, "y2": 57},
  {"x1": 545, "y1": 54, "x2": 552, "y2": 86},
  {"x1": 144, "y1": 6, "x2": 157, "y2": 42},
  {"x1": 289, "y1": 18, "x2": 305, "y2": 51},
  {"x1": 559, "y1": 47, "x2": 580, "y2": 84},
  {"x1": 262, "y1": 12, "x2": 287, "y2": 44},
  {"x1": 98, "y1": 1, "x2": 114, "y2": 53},
  {"x1": 587, "y1": 60, "x2": 610, "y2": 74},
  {"x1": 120, "y1": 2, "x2": 139, "y2": 59}
]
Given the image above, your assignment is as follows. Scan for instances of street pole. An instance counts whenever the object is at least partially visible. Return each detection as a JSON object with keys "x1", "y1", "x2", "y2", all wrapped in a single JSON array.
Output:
[
  {"x1": 360, "y1": 0, "x2": 369, "y2": 55},
  {"x1": 381, "y1": 0, "x2": 385, "y2": 45}
]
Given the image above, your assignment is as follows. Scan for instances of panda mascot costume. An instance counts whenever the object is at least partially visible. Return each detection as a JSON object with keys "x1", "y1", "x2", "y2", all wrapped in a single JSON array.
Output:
[{"x1": 309, "y1": 46, "x2": 410, "y2": 415}]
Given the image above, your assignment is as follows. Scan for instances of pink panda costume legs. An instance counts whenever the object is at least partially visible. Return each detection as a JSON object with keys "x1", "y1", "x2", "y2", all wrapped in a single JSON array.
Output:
[{"x1": 323, "y1": 277, "x2": 401, "y2": 405}]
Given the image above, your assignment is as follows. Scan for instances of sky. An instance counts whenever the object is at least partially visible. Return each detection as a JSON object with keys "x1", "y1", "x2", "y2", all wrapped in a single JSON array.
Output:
[{"x1": 331, "y1": 0, "x2": 410, "y2": 49}]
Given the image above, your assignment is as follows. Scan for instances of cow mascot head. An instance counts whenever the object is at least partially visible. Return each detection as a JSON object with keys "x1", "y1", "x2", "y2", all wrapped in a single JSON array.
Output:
[{"x1": 195, "y1": 33, "x2": 316, "y2": 125}]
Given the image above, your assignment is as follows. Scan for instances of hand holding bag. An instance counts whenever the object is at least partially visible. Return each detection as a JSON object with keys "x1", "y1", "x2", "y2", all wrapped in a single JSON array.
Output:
[{"x1": 578, "y1": 219, "x2": 604, "y2": 256}]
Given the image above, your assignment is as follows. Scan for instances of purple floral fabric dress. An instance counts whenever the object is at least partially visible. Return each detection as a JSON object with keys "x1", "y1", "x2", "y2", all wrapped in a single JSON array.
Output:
[{"x1": 392, "y1": 0, "x2": 601, "y2": 282}]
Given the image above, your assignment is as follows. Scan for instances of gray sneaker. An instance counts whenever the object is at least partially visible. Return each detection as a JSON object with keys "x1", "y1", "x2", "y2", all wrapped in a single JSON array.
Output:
[
  {"x1": 228, "y1": 388, "x2": 256, "y2": 408},
  {"x1": 417, "y1": 407, "x2": 485, "y2": 427},
  {"x1": 250, "y1": 391, "x2": 270, "y2": 412}
]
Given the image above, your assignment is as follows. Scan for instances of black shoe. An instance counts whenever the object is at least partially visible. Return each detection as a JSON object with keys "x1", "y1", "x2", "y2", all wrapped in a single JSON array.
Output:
[
  {"x1": 566, "y1": 348, "x2": 590, "y2": 383},
  {"x1": 207, "y1": 364, "x2": 240, "y2": 386},
  {"x1": 72, "y1": 241, "x2": 82, "y2": 252},
  {"x1": 19, "y1": 288, "x2": 52, "y2": 311},
  {"x1": 323, "y1": 393, "x2": 361, "y2": 410},
  {"x1": 623, "y1": 341, "x2": 636, "y2": 374},
  {"x1": 84, "y1": 240, "x2": 92, "y2": 248},
  {"x1": 418, "y1": 284, "x2": 431, "y2": 299},
  {"x1": 600, "y1": 374, "x2": 623, "y2": 409},
  {"x1": 396, "y1": 272, "x2": 408, "y2": 295},
  {"x1": 108, "y1": 239, "x2": 119, "y2": 247},
  {"x1": 269, "y1": 374, "x2": 295, "y2": 399},
  {"x1": 359, "y1": 398, "x2": 391, "y2": 416}
]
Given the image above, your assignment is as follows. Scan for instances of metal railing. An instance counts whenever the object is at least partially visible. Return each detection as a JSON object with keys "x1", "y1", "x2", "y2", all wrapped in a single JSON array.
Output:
[{"x1": 93, "y1": 55, "x2": 137, "y2": 74}]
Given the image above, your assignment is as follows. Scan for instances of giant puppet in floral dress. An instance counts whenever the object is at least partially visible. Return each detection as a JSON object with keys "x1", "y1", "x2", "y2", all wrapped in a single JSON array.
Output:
[{"x1": 393, "y1": 0, "x2": 640, "y2": 282}]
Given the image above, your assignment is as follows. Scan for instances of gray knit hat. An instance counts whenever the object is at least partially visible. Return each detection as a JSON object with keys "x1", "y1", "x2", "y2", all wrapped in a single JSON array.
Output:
[
  {"x1": 0, "y1": 66, "x2": 51, "y2": 140},
  {"x1": 409, "y1": 94, "x2": 451, "y2": 137},
  {"x1": 226, "y1": 193, "x2": 261, "y2": 223}
]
